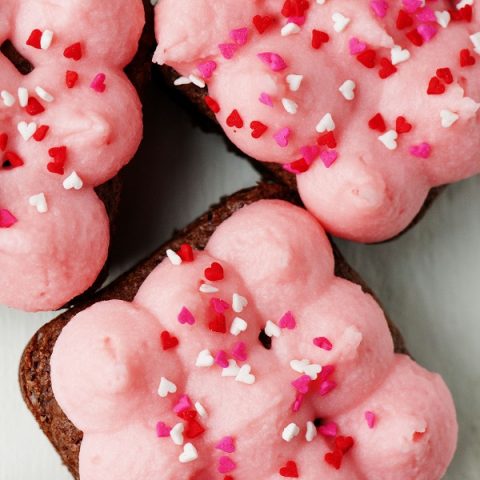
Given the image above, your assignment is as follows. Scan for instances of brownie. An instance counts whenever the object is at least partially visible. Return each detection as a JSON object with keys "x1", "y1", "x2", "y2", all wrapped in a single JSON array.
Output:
[
  {"x1": 156, "y1": 64, "x2": 444, "y2": 240},
  {"x1": 19, "y1": 182, "x2": 407, "y2": 479}
]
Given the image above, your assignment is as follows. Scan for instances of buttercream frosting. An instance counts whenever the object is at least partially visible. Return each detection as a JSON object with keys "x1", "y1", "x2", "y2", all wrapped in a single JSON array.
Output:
[
  {"x1": 154, "y1": 0, "x2": 480, "y2": 242},
  {"x1": 0, "y1": 0, "x2": 144, "y2": 311},
  {"x1": 51, "y1": 200, "x2": 457, "y2": 479}
]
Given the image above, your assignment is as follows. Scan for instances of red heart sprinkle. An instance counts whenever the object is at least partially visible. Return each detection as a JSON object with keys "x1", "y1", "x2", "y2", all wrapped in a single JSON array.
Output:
[
  {"x1": 33, "y1": 125, "x2": 49, "y2": 142},
  {"x1": 281, "y1": 0, "x2": 309, "y2": 18},
  {"x1": 288, "y1": 158, "x2": 310, "y2": 173},
  {"x1": 184, "y1": 419, "x2": 205, "y2": 439},
  {"x1": 66, "y1": 70, "x2": 79, "y2": 88},
  {"x1": 335, "y1": 435, "x2": 355, "y2": 453},
  {"x1": 26, "y1": 29, "x2": 42, "y2": 49},
  {"x1": 253, "y1": 15, "x2": 274, "y2": 34},
  {"x1": 205, "y1": 262, "x2": 224, "y2": 281},
  {"x1": 368, "y1": 113, "x2": 386, "y2": 132},
  {"x1": 324, "y1": 449, "x2": 343, "y2": 470},
  {"x1": 279, "y1": 460, "x2": 299, "y2": 477},
  {"x1": 460, "y1": 49, "x2": 476, "y2": 67},
  {"x1": 378, "y1": 58, "x2": 397, "y2": 79},
  {"x1": 25, "y1": 97, "x2": 45, "y2": 116},
  {"x1": 436, "y1": 68, "x2": 453, "y2": 84},
  {"x1": 0, "y1": 133, "x2": 7, "y2": 151},
  {"x1": 396, "y1": 10, "x2": 413, "y2": 30},
  {"x1": 357, "y1": 49, "x2": 376, "y2": 69},
  {"x1": 208, "y1": 313, "x2": 227, "y2": 333},
  {"x1": 178, "y1": 409, "x2": 197, "y2": 421},
  {"x1": 396, "y1": 116, "x2": 412, "y2": 134},
  {"x1": 450, "y1": 5, "x2": 472, "y2": 22},
  {"x1": 47, "y1": 146, "x2": 67, "y2": 174},
  {"x1": 226, "y1": 110, "x2": 243, "y2": 129},
  {"x1": 205, "y1": 96, "x2": 220, "y2": 114},
  {"x1": 312, "y1": 30, "x2": 330, "y2": 49},
  {"x1": 64, "y1": 42, "x2": 82, "y2": 61},
  {"x1": 250, "y1": 121, "x2": 268, "y2": 139},
  {"x1": 177, "y1": 244, "x2": 194, "y2": 262},
  {"x1": 160, "y1": 331, "x2": 179, "y2": 350},
  {"x1": 3, "y1": 152, "x2": 24, "y2": 169},
  {"x1": 317, "y1": 131, "x2": 337, "y2": 148},
  {"x1": 427, "y1": 76, "x2": 445, "y2": 95},
  {"x1": 406, "y1": 29, "x2": 424, "y2": 47}
]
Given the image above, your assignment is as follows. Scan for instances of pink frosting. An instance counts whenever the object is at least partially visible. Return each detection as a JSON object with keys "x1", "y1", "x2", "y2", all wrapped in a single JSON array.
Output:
[
  {"x1": 154, "y1": 0, "x2": 480, "y2": 242},
  {"x1": 51, "y1": 201, "x2": 457, "y2": 479},
  {"x1": 0, "y1": 0, "x2": 144, "y2": 311}
]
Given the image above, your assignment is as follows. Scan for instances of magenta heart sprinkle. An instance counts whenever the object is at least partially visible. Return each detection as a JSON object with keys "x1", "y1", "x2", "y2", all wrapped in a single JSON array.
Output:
[
  {"x1": 230, "y1": 27, "x2": 249, "y2": 46},
  {"x1": 300, "y1": 145, "x2": 320, "y2": 163},
  {"x1": 417, "y1": 24, "x2": 437, "y2": 42},
  {"x1": 173, "y1": 394, "x2": 191, "y2": 414},
  {"x1": 257, "y1": 52, "x2": 287, "y2": 72},
  {"x1": 90, "y1": 73, "x2": 106, "y2": 93},
  {"x1": 370, "y1": 0, "x2": 388, "y2": 18},
  {"x1": 292, "y1": 375, "x2": 311, "y2": 394},
  {"x1": 259, "y1": 92, "x2": 273, "y2": 107},
  {"x1": 365, "y1": 411, "x2": 376, "y2": 429},
  {"x1": 0, "y1": 209, "x2": 17, "y2": 228},
  {"x1": 218, "y1": 456, "x2": 236, "y2": 474},
  {"x1": 210, "y1": 297, "x2": 229, "y2": 313},
  {"x1": 313, "y1": 336, "x2": 333, "y2": 350},
  {"x1": 274, "y1": 127, "x2": 291, "y2": 147},
  {"x1": 409, "y1": 142, "x2": 431, "y2": 159},
  {"x1": 321, "y1": 150, "x2": 338, "y2": 168},
  {"x1": 197, "y1": 60, "x2": 217, "y2": 79},
  {"x1": 216, "y1": 436, "x2": 235, "y2": 453},
  {"x1": 214, "y1": 350, "x2": 229, "y2": 368},
  {"x1": 232, "y1": 341, "x2": 248, "y2": 361},
  {"x1": 279, "y1": 311, "x2": 296, "y2": 329},
  {"x1": 178, "y1": 306, "x2": 195, "y2": 325},
  {"x1": 218, "y1": 43, "x2": 238, "y2": 60},
  {"x1": 156, "y1": 421, "x2": 171, "y2": 438},
  {"x1": 318, "y1": 421, "x2": 338, "y2": 437},
  {"x1": 349, "y1": 37, "x2": 367, "y2": 55}
]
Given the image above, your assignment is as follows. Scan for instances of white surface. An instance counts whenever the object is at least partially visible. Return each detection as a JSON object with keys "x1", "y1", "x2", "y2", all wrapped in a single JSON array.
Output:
[{"x1": 1, "y1": 85, "x2": 479, "y2": 479}]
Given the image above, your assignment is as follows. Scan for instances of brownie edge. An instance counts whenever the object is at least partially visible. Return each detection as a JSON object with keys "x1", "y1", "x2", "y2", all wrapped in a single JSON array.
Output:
[{"x1": 19, "y1": 182, "x2": 407, "y2": 479}]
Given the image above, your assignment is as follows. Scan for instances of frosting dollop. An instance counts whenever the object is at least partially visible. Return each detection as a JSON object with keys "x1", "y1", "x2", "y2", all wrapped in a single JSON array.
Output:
[
  {"x1": 51, "y1": 200, "x2": 457, "y2": 479},
  {"x1": 0, "y1": 0, "x2": 144, "y2": 310},
  {"x1": 154, "y1": 0, "x2": 480, "y2": 242}
]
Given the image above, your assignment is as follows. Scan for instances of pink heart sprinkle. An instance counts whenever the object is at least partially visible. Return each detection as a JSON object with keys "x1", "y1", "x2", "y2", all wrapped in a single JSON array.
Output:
[
  {"x1": 416, "y1": 7, "x2": 436, "y2": 23},
  {"x1": 259, "y1": 92, "x2": 274, "y2": 107},
  {"x1": 365, "y1": 411, "x2": 376, "y2": 429},
  {"x1": 279, "y1": 311, "x2": 296, "y2": 329},
  {"x1": 318, "y1": 421, "x2": 338, "y2": 437},
  {"x1": 288, "y1": 15, "x2": 306, "y2": 26},
  {"x1": 319, "y1": 380, "x2": 336, "y2": 396},
  {"x1": 257, "y1": 52, "x2": 287, "y2": 72},
  {"x1": 197, "y1": 60, "x2": 217, "y2": 79},
  {"x1": 90, "y1": 73, "x2": 106, "y2": 93},
  {"x1": 370, "y1": 0, "x2": 388, "y2": 18},
  {"x1": 313, "y1": 337, "x2": 333, "y2": 351},
  {"x1": 274, "y1": 127, "x2": 291, "y2": 148},
  {"x1": 292, "y1": 375, "x2": 311, "y2": 394},
  {"x1": 230, "y1": 27, "x2": 249, "y2": 46},
  {"x1": 216, "y1": 436, "x2": 235, "y2": 453},
  {"x1": 321, "y1": 150, "x2": 338, "y2": 168},
  {"x1": 292, "y1": 393, "x2": 304, "y2": 412},
  {"x1": 218, "y1": 456, "x2": 236, "y2": 474},
  {"x1": 178, "y1": 306, "x2": 195, "y2": 325},
  {"x1": 156, "y1": 421, "x2": 171, "y2": 438},
  {"x1": 409, "y1": 142, "x2": 431, "y2": 159},
  {"x1": 417, "y1": 24, "x2": 437, "y2": 42},
  {"x1": 215, "y1": 350, "x2": 229, "y2": 368},
  {"x1": 232, "y1": 341, "x2": 248, "y2": 361},
  {"x1": 0, "y1": 209, "x2": 17, "y2": 228},
  {"x1": 300, "y1": 145, "x2": 320, "y2": 163},
  {"x1": 210, "y1": 297, "x2": 229, "y2": 313},
  {"x1": 349, "y1": 37, "x2": 367, "y2": 55},
  {"x1": 402, "y1": 0, "x2": 422, "y2": 13},
  {"x1": 173, "y1": 394, "x2": 191, "y2": 414},
  {"x1": 218, "y1": 43, "x2": 238, "y2": 60}
]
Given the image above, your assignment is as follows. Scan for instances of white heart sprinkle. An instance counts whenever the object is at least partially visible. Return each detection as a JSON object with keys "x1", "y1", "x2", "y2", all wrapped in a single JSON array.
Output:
[
  {"x1": 189, "y1": 74, "x2": 206, "y2": 88},
  {"x1": 315, "y1": 113, "x2": 335, "y2": 133},
  {"x1": 17, "y1": 121, "x2": 37, "y2": 141},
  {"x1": 166, "y1": 249, "x2": 182, "y2": 266},
  {"x1": 332, "y1": 12, "x2": 350, "y2": 33},
  {"x1": 157, "y1": 376, "x2": 177, "y2": 397},
  {"x1": 391, "y1": 45, "x2": 410, "y2": 65},
  {"x1": 195, "y1": 401, "x2": 208, "y2": 418},
  {"x1": 35, "y1": 86, "x2": 54, "y2": 103},
  {"x1": 290, "y1": 359, "x2": 310, "y2": 374},
  {"x1": 265, "y1": 320, "x2": 281, "y2": 338},
  {"x1": 435, "y1": 11, "x2": 451, "y2": 28},
  {"x1": 440, "y1": 109, "x2": 459, "y2": 128},
  {"x1": 470, "y1": 32, "x2": 480, "y2": 54},
  {"x1": 232, "y1": 293, "x2": 248, "y2": 313},
  {"x1": 304, "y1": 363, "x2": 322, "y2": 380},
  {"x1": 170, "y1": 423, "x2": 185, "y2": 445},
  {"x1": 63, "y1": 171, "x2": 83, "y2": 190},
  {"x1": 306, "y1": 421, "x2": 317, "y2": 442},
  {"x1": 222, "y1": 359, "x2": 240, "y2": 377},
  {"x1": 281, "y1": 22, "x2": 301, "y2": 36},
  {"x1": 199, "y1": 283, "x2": 219, "y2": 293},
  {"x1": 174, "y1": 76, "x2": 192, "y2": 86},
  {"x1": 282, "y1": 423, "x2": 300, "y2": 442},
  {"x1": 28, "y1": 193, "x2": 48, "y2": 213},
  {"x1": 282, "y1": 98, "x2": 298, "y2": 115},
  {"x1": 230, "y1": 316, "x2": 248, "y2": 336},
  {"x1": 339, "y1": 80, "x2": 356, "y2": 100},
  {"x1": 235, "y1": 364, "x2": 256, "y2": 384},
  {"x1": 378, "y1": 130, "x2": 398, "y2": 150},
  {"x1": 179, "y1": 443, "x2": 198, "y2": 463},
  {"x1": 195, "y1": 349, "x2": 214, "y2": 368},
  {"x1": 40, "y1": 30, "x2": 54, "y2": 50},
  {"x1": 317, "y1": 0, "x2": 327, "y2": 4},
  {"x1": 457, "y1": 0, "x2": 473, "y2": 9},
  {"x1": 18, "y1": 87, "x2": 28, "y2": 107},
  {"x1": 1, "y1": 90, "x2": 15, "y2": 107},
  {"x1": 286, "y1": 74, "x2": 304, "y2": 92}
]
